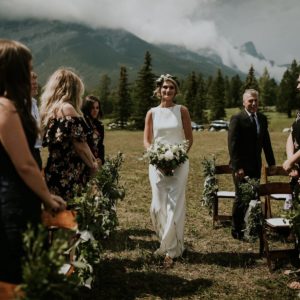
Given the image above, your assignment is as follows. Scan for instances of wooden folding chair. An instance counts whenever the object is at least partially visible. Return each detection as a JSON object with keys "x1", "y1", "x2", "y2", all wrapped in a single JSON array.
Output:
[
  {"x1": 263, "y1": 165, "x2": 290, "y2": 218},
  {"x1": 258, "y1": 182, "x2": 297, "y2": 271},
  {"x1": 212, "y1": 165, "x2": 235, "y2": 227}
]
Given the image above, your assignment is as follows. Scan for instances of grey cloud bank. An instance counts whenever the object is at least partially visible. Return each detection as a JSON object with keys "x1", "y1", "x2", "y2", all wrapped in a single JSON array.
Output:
[{"x1": 1, "y1": 0, "x2": 299, "y2": 80}]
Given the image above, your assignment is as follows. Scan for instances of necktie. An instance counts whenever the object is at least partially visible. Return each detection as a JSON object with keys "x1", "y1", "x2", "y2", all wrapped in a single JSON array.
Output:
[{"x1": 250, "y1": 113, "x2": 258, "y2": 134}]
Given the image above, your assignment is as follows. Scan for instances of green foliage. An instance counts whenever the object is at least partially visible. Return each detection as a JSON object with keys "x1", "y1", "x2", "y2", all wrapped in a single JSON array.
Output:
[
  {"x1": 131, "y1": 51, "x2": 156, "y2": 129},
  {"x1": 236, "y1": 178, "x2": 259, "y2": 204},
  {"x1": 237, "y1": 178, "x2": 262, "y2": 241},
  {"x1": 201, "y1": 157, "x2": 218, "y2": 215},
  {"x1": 277, "y1": 59, "x2": 300, "y2": 117},
  {"x1": 241, "y1": 65, "x2": 259, "y2": 93},
  {"x1": 20, "y1": 224, "x2": 79, "y2": 300},
  {"x1": 114, "y1": 66, "x2": 131, "y2": 127},
  {"x1": 70, "y1": 153, "x2": 125, "y2": 240},
  {"x1": 209, "y1": 69, "x2": 226, "y2": 120}
]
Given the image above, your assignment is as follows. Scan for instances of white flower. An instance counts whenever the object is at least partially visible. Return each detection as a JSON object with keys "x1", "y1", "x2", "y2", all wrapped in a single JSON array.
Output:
[{"x1": 164, "y1": 150, "x2": 174, "y2": 161}]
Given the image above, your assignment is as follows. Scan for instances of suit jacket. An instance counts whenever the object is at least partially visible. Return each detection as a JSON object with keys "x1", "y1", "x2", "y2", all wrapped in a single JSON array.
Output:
[{"x1": 228, "y1": 109, "x2": 275, "y2": 178}]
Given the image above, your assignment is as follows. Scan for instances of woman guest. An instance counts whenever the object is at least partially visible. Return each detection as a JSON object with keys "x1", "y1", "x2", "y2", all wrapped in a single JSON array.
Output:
[
  {"x1": 40, "y1": 68, "x2": 99, "y2": 202},
  {"x1": 143, "y1": 74, "x2": 193, "y2": 267},
  {"x1": 82, "y1": 95, "x2": 105, "y2": 164},
  {"x1": 0, "y1": 39, "x2": 66, "y2": 283}
]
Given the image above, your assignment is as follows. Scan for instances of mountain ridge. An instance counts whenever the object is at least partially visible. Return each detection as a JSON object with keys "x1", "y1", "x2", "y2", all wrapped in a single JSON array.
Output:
[{"x1": 0, "y1": 18, "x2": 247, "y2": 88}]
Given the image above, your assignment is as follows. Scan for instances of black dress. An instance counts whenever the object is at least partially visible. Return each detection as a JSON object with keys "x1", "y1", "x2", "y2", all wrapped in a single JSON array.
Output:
[
  {"x1": 43, "y1": 116, "x2": 90, "y2": 201},
  {"x1": 0, "y1": 123, "x2": 41, "y2": 283},
  {"x1": 85, "y1": 117, "x2": 105, "y2": 164}
]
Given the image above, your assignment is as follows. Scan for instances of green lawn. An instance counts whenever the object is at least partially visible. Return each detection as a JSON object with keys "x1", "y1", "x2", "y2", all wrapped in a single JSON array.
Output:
[{"x1": 78, "y1": 123, "x2": 299, "y2": 300}]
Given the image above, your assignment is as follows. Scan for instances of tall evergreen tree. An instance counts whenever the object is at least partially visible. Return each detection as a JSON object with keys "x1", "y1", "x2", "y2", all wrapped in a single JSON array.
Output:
[
  {"x1": 277, "y1": 60, "x2": 300, "y2": 117},
  {"x1": 183, "y1": 71, "x2": 198, "y2": 119},
  {"x1": 258, "y1": 68, "x2": 278, "y2": 108},
  {"x1": 115, "y1": 66, "x2": 131, "y2": 128},
  {"x1": 98, "y1": 74, "x2": 112, "y2": 115},
  {"x1": 132, "y1": 51, "x2": 156, "y2": 129},
  {"x1": 241, "y1": 65, "x2": 259, "y2": 93},
  {"x1": 230, "y1": 74, "x2": 243, "y2": 108},
  {"x1": 194, "y1": 74, "x2": 207, "y2": 123},
  {"x1": 224, "y1": 76, "x2": 233, "y2": 108},
  {"x1": 210, "y1": 69, "x2": 226, "y2": 120}
]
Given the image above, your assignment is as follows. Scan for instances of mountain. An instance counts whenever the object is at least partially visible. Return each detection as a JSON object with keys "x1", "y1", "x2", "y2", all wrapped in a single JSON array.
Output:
[
  {"x1": 240, "y1": 41, "x2": 265, "y2": 60},
  {"x1": 0, "y1": 19, "x2": 245, "y2": 89}
]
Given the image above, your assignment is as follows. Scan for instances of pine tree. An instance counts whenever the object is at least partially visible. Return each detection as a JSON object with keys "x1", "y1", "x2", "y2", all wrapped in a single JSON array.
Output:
[
  {"x1": 194, "y1": 74, "x2": 207, "y2": 123},
  {"x1": 230, "y1": 74, "x2": 243, "y2": 108},
  {"x1": 183, "y1": 72, "x2": 198, "y2": 119},
  {"x1": 132, "y1": 51, "x2": 156, "y2": 129},
  {"x1": 224, "y1": 76, "x2": 233, "y2": 108},
  {"x1": 114, "y1": 66, "x2": 131, "y2": 128},
  {"x1": 277, "y1": 60, "x2": 300, "y2": 117},
  {"x1": 241, "y1": 65, "x2": 259, "y2": 93},
  {"x1": 98, "y1": 74, "x2": 112, "y2": 115},
  {"x1": 258, "y1": 68, "x2": 277, "y2": 109},
  {"x1": 210, "y1": 69, "x2": 226, "y2": 120}
]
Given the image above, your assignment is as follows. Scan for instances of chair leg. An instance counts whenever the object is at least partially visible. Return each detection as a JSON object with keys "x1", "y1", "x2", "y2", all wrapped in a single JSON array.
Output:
[{"x1": 212, "y1": 197, "x2": 219, "y2": 228}]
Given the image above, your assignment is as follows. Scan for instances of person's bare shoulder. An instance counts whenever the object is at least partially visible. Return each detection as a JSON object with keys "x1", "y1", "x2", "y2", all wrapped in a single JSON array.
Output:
[
  {"x1": 59, "y1": 103, "x2": 80, "y2": 117},
  {"x1": 0, "y1": 96, "x2": 16, "y2": 112}
]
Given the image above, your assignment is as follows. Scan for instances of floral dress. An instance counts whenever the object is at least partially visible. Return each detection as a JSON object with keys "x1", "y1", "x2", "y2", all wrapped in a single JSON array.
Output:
[
  {"x1": 85, "y1": 117, "x2": 105, "y2": 163},
  {"x1": 43, "y1": 116, "x2": 90, "y2": 201}
]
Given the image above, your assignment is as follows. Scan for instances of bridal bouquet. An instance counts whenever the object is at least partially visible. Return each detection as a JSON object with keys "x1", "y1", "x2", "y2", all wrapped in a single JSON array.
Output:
[{"x1": 144, "y1": 140, "x2": 189, "y2": 176}]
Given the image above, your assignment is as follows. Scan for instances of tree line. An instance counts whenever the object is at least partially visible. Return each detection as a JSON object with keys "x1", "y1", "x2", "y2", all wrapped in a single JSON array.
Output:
[{"x1": 91, "y1": 51, "x2": 300, "y2": 129}]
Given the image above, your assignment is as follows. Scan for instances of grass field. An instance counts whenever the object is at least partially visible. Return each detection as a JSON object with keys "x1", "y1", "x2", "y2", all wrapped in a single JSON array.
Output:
[{"x1": 74, "y1": 113, "x2": 300, "y2": 300}]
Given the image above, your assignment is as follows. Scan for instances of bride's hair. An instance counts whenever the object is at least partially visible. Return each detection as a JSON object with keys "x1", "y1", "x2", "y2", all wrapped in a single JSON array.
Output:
[{"x1": 153, "y1": 74, "x2": 180, "y2": 99}]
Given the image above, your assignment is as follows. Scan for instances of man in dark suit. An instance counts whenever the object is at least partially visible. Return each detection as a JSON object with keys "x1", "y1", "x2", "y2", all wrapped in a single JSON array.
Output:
[{"x1": 228, "y1": 89, "x2": 276, "y2": 239}]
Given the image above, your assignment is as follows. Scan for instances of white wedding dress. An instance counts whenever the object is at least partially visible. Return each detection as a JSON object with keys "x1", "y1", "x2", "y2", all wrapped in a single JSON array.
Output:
[{"x1": 149, "y1": 104, "x2": 189, "y2": 258}]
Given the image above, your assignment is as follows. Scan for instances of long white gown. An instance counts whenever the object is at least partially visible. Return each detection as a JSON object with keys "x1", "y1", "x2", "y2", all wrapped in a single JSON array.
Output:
[{"x1": 149, "y1": 104, "x2": 189, "y2": 258}]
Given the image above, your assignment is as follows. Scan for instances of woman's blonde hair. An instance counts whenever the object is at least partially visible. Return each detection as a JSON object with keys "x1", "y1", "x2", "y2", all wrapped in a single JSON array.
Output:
[{"x1": 40, "y1": 68, "x2": 84, "y2": 128}]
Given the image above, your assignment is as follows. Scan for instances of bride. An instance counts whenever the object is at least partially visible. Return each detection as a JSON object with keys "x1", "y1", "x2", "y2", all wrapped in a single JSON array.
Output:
[{"x1": 143, "y1": 74, "x2": 193, "y2": 267}]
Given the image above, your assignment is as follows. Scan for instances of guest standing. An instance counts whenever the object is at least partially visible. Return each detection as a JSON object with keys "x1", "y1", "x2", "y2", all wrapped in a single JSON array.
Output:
[
  {"x1": 40, "y1": 68, "x2": 99, "y2": 202},
  {"x1": 82, "y1": 95, "x2": 105, "y2": 164},
  {"x1": 228, "y1": 89, "x2": 276, "y2": 240},
  {"x1": 0, "y1": 39, "x2": 66, "y2": 283},
  {"x1": 30, "y1": 71, "x2": 43, "y2": 169},
  {"x1": 144, "y1": 74, "x2": 193, "y2": 267}
]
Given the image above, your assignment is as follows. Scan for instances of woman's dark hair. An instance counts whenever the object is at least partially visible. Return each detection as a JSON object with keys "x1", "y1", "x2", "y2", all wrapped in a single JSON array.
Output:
[
  {"x1": 82, "y1": 95, "x2": 103, "y2": 119},
  {"x1": 0, "y1": 39, "x2": 37, "y2": 139}
]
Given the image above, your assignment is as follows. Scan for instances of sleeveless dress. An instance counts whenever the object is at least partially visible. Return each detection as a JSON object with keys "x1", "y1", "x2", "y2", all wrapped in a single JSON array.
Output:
[
  {"x1": 149, "y1": 105, "x2": 189, "y2": 258},
  {"x1": 0, "y1": 120, "x2": 41, "y2": 283},
  {"x1": 43, "y1": 116, "x2": 90, "y2": 202}
]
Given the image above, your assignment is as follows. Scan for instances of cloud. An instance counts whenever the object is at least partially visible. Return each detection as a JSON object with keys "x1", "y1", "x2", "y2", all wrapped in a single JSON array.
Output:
[{"x1": 0, "y1": 0, "x2": 290, "y2": 80}]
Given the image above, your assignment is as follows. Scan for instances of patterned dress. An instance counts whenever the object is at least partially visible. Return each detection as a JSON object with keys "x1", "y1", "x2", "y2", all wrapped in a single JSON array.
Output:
[{"x1": 43, "y1": 116, "x2": 90, "y2": 201}]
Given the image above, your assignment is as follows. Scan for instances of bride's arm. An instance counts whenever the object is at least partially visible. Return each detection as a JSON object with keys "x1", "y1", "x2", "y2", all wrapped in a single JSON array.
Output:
[
  {"x1": 143, "y1": 110, "x2": 153, "y2": 149},
  {"x1": 181, "y1": 105, "x2": 193, "y2": 152}
]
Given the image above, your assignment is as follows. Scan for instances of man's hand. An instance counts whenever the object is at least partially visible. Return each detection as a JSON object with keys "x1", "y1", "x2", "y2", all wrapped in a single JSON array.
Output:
[{"x1": 235, "y1": 168, "x2": 244, "y2": 179}]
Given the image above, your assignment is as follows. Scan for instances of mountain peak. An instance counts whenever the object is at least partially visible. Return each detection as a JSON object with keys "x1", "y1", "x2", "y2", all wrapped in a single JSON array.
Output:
[{"x1": 240, "y1": 41, "x2": 265, "y2": 60}]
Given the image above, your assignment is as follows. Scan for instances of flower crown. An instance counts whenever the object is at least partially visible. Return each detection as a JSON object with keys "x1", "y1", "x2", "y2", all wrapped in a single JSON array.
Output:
[{"x1": 155, "y1": 74, "x2": 179, "y2": 87}]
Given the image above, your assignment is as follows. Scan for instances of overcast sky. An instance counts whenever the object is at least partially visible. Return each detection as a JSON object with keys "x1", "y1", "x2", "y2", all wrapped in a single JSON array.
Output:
[{"x1": 0, "y1": 0, "x2": 298, "y2": 80}]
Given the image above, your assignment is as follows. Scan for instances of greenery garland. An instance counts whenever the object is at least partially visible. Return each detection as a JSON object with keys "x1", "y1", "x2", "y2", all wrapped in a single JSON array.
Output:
[
  {"x1": 19, "y1": 224, "x2": 79, "y2": 300},
  {"x1": 237, "y1": 178, "x2": 262, "y2": 242},
  {"x1": 19, "y1": 153, "x2": 125, "y2": 297},
  {"x1": 201, "y1": 156, "x2": 218, "y2": 215}
]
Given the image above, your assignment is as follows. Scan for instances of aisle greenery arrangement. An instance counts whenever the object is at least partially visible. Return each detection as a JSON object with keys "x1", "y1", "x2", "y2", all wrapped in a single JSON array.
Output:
[
  {"x1": 201, "y1": 156, "x2": 217, "y2": 215},
  {"x1": 19, "y1": 153, "x2": 125, "y2": 298},
  {"x1": 19, "y1": 225, "x2": 79, "y2": 300},
  {"x1": 237, "y1": 178, "x2": 262, "y2": 241}
]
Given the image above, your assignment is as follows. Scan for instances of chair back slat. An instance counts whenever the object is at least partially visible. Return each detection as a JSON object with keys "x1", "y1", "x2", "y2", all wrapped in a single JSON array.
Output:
[
  {"x1": 259, "y1": 182, "x2": 292, "y2": 197},
  {"x1": 215, "y1": 165, "x2": 232, "y2": 174}
]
